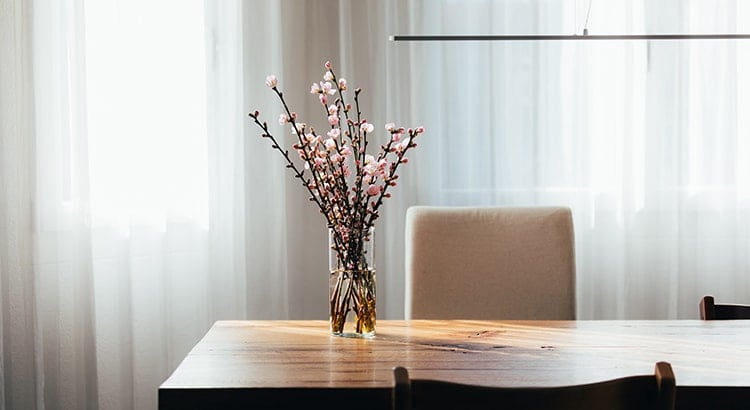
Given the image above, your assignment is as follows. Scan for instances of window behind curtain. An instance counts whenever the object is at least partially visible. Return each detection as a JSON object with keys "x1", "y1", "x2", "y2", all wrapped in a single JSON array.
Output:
[{"x1": 85, "y1": 0, "x2": 209, "y2": 231}]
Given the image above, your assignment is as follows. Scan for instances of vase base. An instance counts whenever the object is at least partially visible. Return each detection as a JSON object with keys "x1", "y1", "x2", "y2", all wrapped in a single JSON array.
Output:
[{"x1": 331, "y1": 330, "x2": 375, "y2": 338}]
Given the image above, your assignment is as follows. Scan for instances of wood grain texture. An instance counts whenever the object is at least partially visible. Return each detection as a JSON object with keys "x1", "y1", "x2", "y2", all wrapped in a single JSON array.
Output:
[{"x1": 159, "y1": 320, "x2": 750, "y2": 409}]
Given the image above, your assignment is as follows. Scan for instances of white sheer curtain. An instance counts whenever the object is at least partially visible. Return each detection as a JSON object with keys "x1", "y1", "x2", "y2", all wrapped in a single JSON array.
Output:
[
  {"x1": 2, "y1": 0, "x2": 750, "y2": 409},
  {"x1": 1, "y1": 0, "x2": 389, "y2": 408},
  {"x1": 1, "y1": 0, "x2": 38, "y2": 407},
  {"x1": 84, "y1": 1, "x2": 248, "y2": 408},
  {"x1": 1, "y1": 0, "x2": 248, "y2": 408},
  {"x1": 394, "y1": 0, "x2": 750, "y2": 319},
  {"x1": 2, "y1": 0, "x2": 98, "y2": 408}
]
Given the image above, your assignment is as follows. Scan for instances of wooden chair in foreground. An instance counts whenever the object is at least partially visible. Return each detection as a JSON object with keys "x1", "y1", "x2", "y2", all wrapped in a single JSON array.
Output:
[
  {"x1": 700, "y1": 295, "x2": 750, "y2": 320},
  {"x1": 392, "y1": 363, "x2": 676, "y2": 410},
  {"x1": 404, "y1": 206, "x2": 576, "y2": 320}
]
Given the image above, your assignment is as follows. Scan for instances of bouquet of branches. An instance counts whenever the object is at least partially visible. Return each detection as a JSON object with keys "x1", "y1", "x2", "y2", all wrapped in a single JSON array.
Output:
[{"x1": 249, "y1": 61, "x2": 424, "y2": 335}]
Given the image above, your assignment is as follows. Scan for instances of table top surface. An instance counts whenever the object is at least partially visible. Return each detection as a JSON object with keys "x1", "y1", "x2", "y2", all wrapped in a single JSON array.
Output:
[{"x1": 160, "y1": 319, "x2": 750, "y2": 390}]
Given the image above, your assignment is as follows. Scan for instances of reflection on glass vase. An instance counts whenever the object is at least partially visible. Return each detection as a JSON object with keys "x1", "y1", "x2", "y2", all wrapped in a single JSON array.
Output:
[{"x1": 329, "y1": 227, "x2": 376, "y2": 337}]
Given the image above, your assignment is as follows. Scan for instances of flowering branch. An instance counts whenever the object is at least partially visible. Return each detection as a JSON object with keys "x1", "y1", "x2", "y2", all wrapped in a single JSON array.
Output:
[
  {"x1": 250, "y1": 62, "x2": 424, "y2": 267},
  {"x1": 249, "y1": 61, "x2": 424, "y2": 335}
]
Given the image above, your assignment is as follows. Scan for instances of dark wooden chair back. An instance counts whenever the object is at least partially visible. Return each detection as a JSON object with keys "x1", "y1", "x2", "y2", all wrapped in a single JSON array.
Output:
[
  {"x1": 700, "y1": 295, "x2": 750, "y2": 320},
  {"x1": 392, "y1": 362, "x2": 675, "y2": 410}
]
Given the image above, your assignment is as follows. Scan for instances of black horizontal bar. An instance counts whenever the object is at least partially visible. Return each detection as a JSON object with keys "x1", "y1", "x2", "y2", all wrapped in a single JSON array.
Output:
[{"x1": 390, "y1": 34, "x2": 750, "y2": 41}]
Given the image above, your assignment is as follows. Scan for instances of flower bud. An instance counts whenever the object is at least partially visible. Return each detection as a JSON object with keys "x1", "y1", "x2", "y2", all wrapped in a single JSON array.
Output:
[{"x1": 360, "y1": 122, "x2": 375, "y2": 134}]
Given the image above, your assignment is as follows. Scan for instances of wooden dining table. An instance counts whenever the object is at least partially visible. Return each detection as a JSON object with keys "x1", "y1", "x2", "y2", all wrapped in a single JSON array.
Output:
[{"x1": 158, "y1": 320, "x2": 750, "y2": 409}]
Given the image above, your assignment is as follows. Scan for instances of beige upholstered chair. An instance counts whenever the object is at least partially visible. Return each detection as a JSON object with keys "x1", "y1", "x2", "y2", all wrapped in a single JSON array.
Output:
[
  {"x1": 392, "y1": 363, "x2": 676, "y2": 410},
  {"x1": 405, "y1": 206, "x2": 576, "y2": 319}
]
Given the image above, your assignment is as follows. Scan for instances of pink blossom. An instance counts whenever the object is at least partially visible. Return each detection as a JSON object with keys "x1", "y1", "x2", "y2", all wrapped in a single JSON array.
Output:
[
  {"x1": 310, "y1": 82, "x2": 321, "y2": 94},
  {"x1": 265, "y1": 75, "x2": 278, "y2": 88},
  {"x1": 325, "y1": 61, "x2": 332, "y2": 70},
  {"x1": 360, "y1": 122, "x2": 375, "y2": 134},
  {"x1": 327, "y1": 128, "x2": 340, "y2": 139},
  {"x1": 279, "y1": 113, "x2": 289, "y2": 125},
  {"x1": 377, "y1": 159, "x2": 388, "y2": 176},
  {"x1": 338, "y1": 79, "x2": 347, "y2": 91},
  {"x1": 307, "y1": 135, "x2": 320, "y2": 147},
  {"x1": 363, "y1": 155, "x2": 377, "y2": 176},
  {"x1": 339, "y1": 145, "x2": 352, "y2": 156},
  {"x1": 328, "y1": 105, "x2": 338, "y2": 115},
  {"x1": 320, "y1": 81, "x2": 335, "y2": 95},
  {"x1": 385, "y1": 122, "x2": 396, "y2": 132},
  {"x1": 391, "y1": 132, "x2": 402, "y2": 142},
  {"x1": 367, "y1": 184, "x2": 382, "y2": 196},
  {"x1": 328, "y1": 114, "x2": 339, "y2": 126},
  {"x1": 319, "y1": 94, "x2": 328, "y2": 105},
  {"x1": 324, "y1": 138, "x2": 337, "y2": 151},
  {"x1": 324, "y1": 71, "x2": 334, "y2": 81},
  {"x1": 415, "y1": 126, "x2": 425, "y2": 134}
]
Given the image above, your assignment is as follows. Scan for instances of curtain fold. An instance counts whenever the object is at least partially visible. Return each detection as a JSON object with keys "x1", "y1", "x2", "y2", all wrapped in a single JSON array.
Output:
[
  {"x1": 2, "y1": 0, "x2": 750, "y2": 409},
  {"x1": 1, "y1": 0, "x2": 38, "y2": 407}
]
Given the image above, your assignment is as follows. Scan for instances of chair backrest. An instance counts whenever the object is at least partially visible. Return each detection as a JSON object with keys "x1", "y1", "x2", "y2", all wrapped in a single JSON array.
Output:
[
  {"x1": 700, "y1": 295, "x2": 750, "y2": 320},
  {"x1": 405, "y1": 206, "x2": 576, "y2": 319},
  {"x1": 392, "y1": 363, "x2": 676, "y2": 410}
]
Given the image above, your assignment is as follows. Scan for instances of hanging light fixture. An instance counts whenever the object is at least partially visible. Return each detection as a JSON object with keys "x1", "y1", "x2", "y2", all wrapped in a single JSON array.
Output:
[{"x1": 390, "y1": 34, "x2": 750, "y2": 41}]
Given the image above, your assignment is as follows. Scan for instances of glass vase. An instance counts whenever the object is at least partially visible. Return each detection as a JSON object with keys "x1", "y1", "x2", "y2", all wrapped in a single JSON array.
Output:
[{"x1": 329, "y1": 226, "x2": 376, "y2": 337}]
